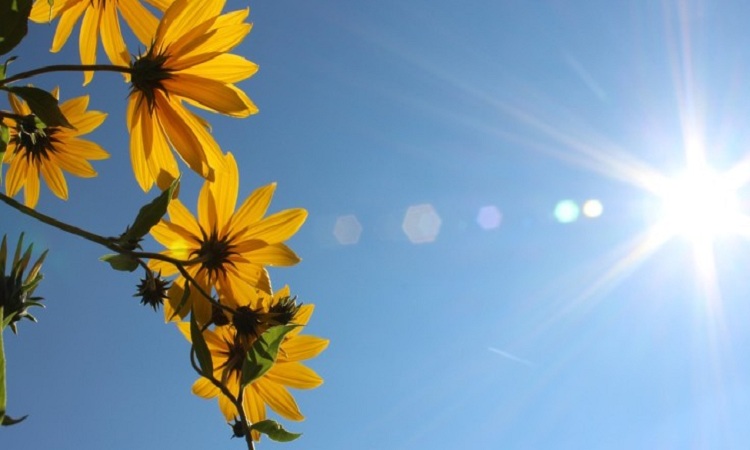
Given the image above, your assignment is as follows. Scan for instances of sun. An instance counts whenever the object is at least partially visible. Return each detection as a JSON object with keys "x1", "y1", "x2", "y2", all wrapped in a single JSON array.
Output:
[{"x1": 655, "y1": 166, "x2": 745, "y2": 243}]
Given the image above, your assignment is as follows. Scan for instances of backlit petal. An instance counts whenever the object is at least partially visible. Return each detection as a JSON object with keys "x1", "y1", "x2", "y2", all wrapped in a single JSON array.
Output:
[
  {"x1": 280, "y1": 336, "x2": 330, "y2": 362},
  {"x1": 254, "y1": 378, "x2": 303, "y2": 421},
  {"x1": 266, "y1": 362, "x2": 323, "y2": 389}
]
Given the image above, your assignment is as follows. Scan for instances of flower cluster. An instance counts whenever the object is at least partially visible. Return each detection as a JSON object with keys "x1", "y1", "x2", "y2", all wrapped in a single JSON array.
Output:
[{"x1": 0, "y1": 0, "x2": 325, "y2": 445}]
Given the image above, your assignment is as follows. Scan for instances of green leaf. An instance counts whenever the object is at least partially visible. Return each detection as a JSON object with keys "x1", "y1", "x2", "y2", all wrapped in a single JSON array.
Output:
[
  {"x1": 241, "y1": 325, "x2": 297, "y2": 387},
  {"x1": 248, "y1": 420, "x2": 302, "y2": 442},
  {"x1": 99, "y1": 254, "x2": 139, "y2": 272},
  {"x1": 4, "y1": 85, "x2": 74, "y2": 129},
  {"x1": 0, "y1": 56, "x2": 16, "y2": 80},
  {"x1": 1, "y1": 414, "x2": 28, "y2": 426},
  {"x1": 190, "y1": 308, "x2": 212, "y2": 376},
  {"x1": 0, "y1": 0, "x2": 32, "y2": 56},
  {"x1": 118, "y1": 177, "x2": 179, "y2": 250},
  {"x1": 1, "y1": 311, "x2": 18, "y2": 330}
]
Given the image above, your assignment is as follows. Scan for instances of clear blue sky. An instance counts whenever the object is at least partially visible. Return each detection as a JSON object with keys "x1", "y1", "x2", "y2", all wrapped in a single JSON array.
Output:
[{"x1": 5, "y1": 1, "x2": 750, "y2": 449}]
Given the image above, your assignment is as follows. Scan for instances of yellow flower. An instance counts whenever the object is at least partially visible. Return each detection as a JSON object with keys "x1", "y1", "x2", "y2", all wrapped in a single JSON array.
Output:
[
  {"x1": 179, "y1": 286, "x2": 328, "y2": 441},
  {"x1": 149, "y1": 152, "x2": 307, "y2": 324},
  {"x1": 127, "y1": 0, "x2": 258, "y2": 191},
  {"x1": 2, "y1": 90, "x2": 109, "y2": 208},
  {"x1": 29, "y1": 0, "x2": 173, "y2": 85}
]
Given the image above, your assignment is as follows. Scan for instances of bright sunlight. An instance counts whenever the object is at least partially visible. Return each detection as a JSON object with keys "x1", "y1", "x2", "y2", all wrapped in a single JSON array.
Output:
[{"x1": 656, "y1": 166, "x2": 744, "y2": 242}]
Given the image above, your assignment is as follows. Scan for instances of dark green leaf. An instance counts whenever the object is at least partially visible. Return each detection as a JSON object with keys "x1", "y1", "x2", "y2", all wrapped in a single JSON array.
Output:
[
  {"x1": 5, "y1": 85, "x2": 74, "y2": 129},
  {"x1": 1, "y1": 414, "x2": 28, "y2": 426},
  {"x1": 118, "y1": 177, "x2": 179, "y2": 249},
  {"x1": 1, "y1": 311, "x2": 18, "y2": 330},
  {"x1": 99, "y1": 254, "x2": 139, "y2": 272},
  {"x1": 190, "y1": 308, "x2": 212, "y2": 376},
  {"x1": 248, "y1": 420, "x2": 301, "y2": 442},
  {"x1": 241, "y1": 325, "x2": 297, "y2": 387},
  {"x1": 0, "y1": 0, "x2": 32, "y2": 56},
  {"x1": 0, "y1": 56, "x2": 16, "y2": 80}
]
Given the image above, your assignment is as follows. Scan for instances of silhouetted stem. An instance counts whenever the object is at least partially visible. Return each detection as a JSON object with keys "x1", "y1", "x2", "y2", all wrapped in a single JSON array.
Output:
[{"x1": 0, "y1": 64, "x2": 132, "y2": 86}]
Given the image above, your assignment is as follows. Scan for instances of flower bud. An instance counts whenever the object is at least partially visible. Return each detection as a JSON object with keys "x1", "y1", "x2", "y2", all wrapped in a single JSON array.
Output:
[{"x1": 0, "y1": 234, "x2": 47, "y2": 334}]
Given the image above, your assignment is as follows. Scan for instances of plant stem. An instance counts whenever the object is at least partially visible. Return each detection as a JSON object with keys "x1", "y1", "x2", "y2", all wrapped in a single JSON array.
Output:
[
  {"x1": 0, "y1": 193, "x2": 116, "y2": 250},
  {"x1": 0, "y1": 64, "x2": 132, "y2": 86}
]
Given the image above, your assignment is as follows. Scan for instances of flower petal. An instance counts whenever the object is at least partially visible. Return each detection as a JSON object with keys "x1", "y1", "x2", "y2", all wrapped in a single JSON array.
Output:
[
  {"x1": 266, "y1": 362, "x2": 323, "y2": 389},
  {"x1": 243, "y1": 208, "x2": 308, "y2": 243},
  {"x1": 280, "y1": 335, "x2": 330, "y2": 362},
  {"x1": 254, "y1": 378, "x2": 303, "y2": 421}
]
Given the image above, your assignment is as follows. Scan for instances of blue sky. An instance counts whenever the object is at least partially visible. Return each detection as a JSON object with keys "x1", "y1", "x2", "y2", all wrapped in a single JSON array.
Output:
[{"x1": 4, "y1": 0, "x2": 750, "y2": 449}]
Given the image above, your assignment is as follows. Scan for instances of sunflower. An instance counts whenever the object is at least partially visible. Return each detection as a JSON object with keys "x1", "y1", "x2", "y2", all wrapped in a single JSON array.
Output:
[
  {"x1": 179, "y1": 286, "x2": 328, "y2": 441},
  {"x1": 2, "y1": 89, "x2": 109, "y2": 208},
  {"x1": 127, "y1": 0, "x2": 258, "y2": 191},
  {"x1": 149, "y1": 152, "x2": 307, "y2": 324},
  {"x1": 29, "y1": 0, "x2": 173, "y2": 85}
]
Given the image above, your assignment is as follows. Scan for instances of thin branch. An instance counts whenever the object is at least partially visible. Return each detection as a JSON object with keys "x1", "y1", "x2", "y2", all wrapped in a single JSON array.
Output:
[
  {"x1": 0, "y1": 64, "x2": 132, "y2": 86},
  {"x1": 0, "y1": 193, "x2": 117, "y2": 250}
]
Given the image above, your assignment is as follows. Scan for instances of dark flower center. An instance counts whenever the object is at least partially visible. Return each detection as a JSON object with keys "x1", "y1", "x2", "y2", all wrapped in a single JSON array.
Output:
[
  {"x1": 130, "y1": 50, "x2": 171, "y2": 110},
  {"x1": 232, "y1": 306, "x2": 262, "y2": 338},
  {"x1": 192, "y1": 227, "x2": 235, "y2": 281},
  {"x1": 222, "y1": 335, "x2": 247, "y2": 375},
  {"x1": 266, "y1": 296, "x2": 300, "y2": 326},
  {"x1": 14, "y1": 115, "x2": 58, "y2": 164}
]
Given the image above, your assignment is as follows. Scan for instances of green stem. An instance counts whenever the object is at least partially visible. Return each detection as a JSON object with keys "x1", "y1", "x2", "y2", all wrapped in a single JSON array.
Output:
[
  {"x1": 0, "y1": 64, "x2": 132, "y2": 86},
  {"x1": 0, "y1": 193, "x2": 117, "y2": 250},
  {"x1": 0, "y1": 193, "x2": 233, "y2": 313},
  {"x1": 189, "y1": 348, "x2": 255, "y2": 449}
]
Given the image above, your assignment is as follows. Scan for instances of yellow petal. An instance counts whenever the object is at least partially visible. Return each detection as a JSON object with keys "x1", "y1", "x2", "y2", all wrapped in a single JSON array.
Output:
[
  {"x1": 192, "y1": 377, "x2": 220, "y2": 398},
  {"x1": 30, "y1": 0, "x2": 67, "y2": 23},
  {"x1": 196, "y1": 175, "x2": 215, "y2": 231},
  {"x1": 180, "y1": 53, "x2": 258, "y2": 84},
  {"x1": 145, "y1": 108, "x2": 179, "y2": 191},
  {"x1": 64, "y1": 138, "x2": 109, "y2": 160},
  {"x1": 24, "y1": 165, "x2": 41, "y2": 208},
  {"x1": 166, "y1": 199, "x2": 202, "y2": 238},
  {"x1": 78, "y1": 6, "x2": 100, "y2": 85},
  {"x1": 156, "y1": 0, "x2": 225, "y2": 50},
  {"x1": 246, "y1": 243, "x2": 301, "y2": 267},
  {"x1": 49, "y1": 152, "x2": 96, "y2": 178},
  {"x1": 67, "y1": 110, "x2": 107, "y2": 136},
  {"x1": 163, "y1": 74, "x2": 254, "y2": 117},
  {"x1": 51, "y1": 1, "x2": 88, "y2": 52},
  {"x1": 99, "y1": 3, "x2": 129, "y2": 67},
  {"x1": 168, "y1": 10, "x2": 250, "y2": 70},
  {"x1": 154, "y1": 92, "x2": 213, "y2": 180},
  {"x1": 229, "y1": 183, "x2": 276, "y2": 228},
  {"x1": 118, "y1": 0, "x2": 159, "y2": 44},
  {"x1": 8, "y1": 93, "x2": 30, "y2": 116},
  {"x1": 5, "y1": 156, "x2": 29, "y2": 197},
  {"x1": 40, "y1": 162, "x2": 69, "y2": 200},
  {"x1": 211, "y1": 152, "x2": 239, "y2": 230},
  {"x1": 144, "y1": 0, "x2": 172, "y2": 11},
  {"x1": 266, "y1": 362, "x2": 323, "y2": 389},
  {"x1": 243, "y1": 386, "x2": 267, "y2": 441},
  {"x1": 244, "y1": 208, "x2": 308, "y2": 243},
  {"x1": 149, "y1": 220, "x2": 196, "y2": 252},
  {"x1": 225, "y1": 261, "x2": 270, "y2": 293},
  {"x1": 280, "y1": 336, "x2": 329, "y2": 362},
  {"x1": 254, "y1": 378, "x2": 303, "y2": 421},
  {"x1": 59, "y1": 95, "x2": 89, "y2": 119},
  {"x1": 218, "y1": 392, "x2": 239, "y2": 421},
  {"x1": 128, "y1": 97, "x2": 155, "y2": 191}
]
